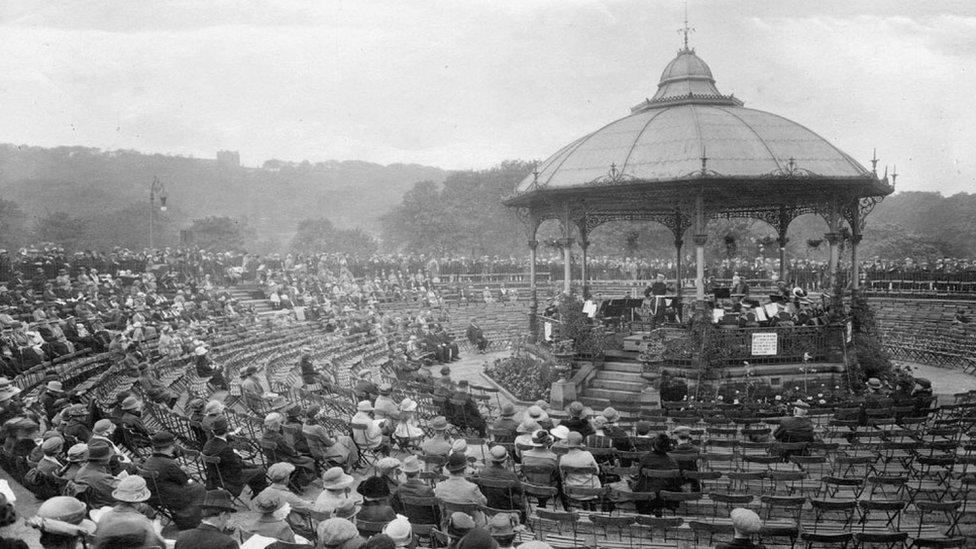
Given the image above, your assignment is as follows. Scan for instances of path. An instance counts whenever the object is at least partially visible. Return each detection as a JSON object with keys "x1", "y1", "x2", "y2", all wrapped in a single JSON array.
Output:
[
  {"x1": 0, "y1": 470, "x2": 41, "y2": 546},
  {"x1": 897, "y1": 361, "x2": 976, "y2": 402},
  {"x1": 424, "y1": 349, "x2": 519, "y2": 408}
]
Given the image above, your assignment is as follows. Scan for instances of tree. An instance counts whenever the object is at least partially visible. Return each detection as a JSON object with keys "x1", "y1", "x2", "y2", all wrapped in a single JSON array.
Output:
[
  {"x1": 290, "y1": 218, "x2": 378, "y2": 255},
  {"x1": 380, "y1": 180, "x2": 455, "y2": 254},
  {"x1": 0, "y1": 199, "x2": 28, "y2": 250},
  {"x1": 187, "y1": 216, "x2": 254, "y2": 251},
  {"x1": 35, "y1": 212, "x2": 90, "y2": 252}
]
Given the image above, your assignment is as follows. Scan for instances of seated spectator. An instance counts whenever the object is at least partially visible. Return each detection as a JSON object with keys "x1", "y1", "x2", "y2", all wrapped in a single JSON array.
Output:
[
  {"x1": 559, "y1": 432, "x2": 601, "y2": 507},
  {"x1": 523, "y1": 405, "x2": 552, "y2": 431},
  {"x1": 632, "y1": 421, "x2": 655, "y2": 452},
  {"x1": 488, "y1": 514, "x2": 517, "y2": 549},
  {"x1": 375, "y1": 457, "x2": 403, "y2": 495},
  {"x1": 175, "y1": 489, "x2": 239, "y2": 549},
  {"x1": 670, "y1": 426, "x2": 700, "y2": 491},
  {"x1": 62, "y1": 443, "x2": 88, "y2": 483},
  {"x1": 137, "y1": 363, "x2": 178, "y2": 408},
  {"x1": 489, "y1": 404, "x2": 518, "y2": 443},
  {"x1": 142, "y1": 431, "x2": 205, "y2": 530},
  {"x1": 202, "y1": 417, "x2": 267, "y2": 497},
  {"x1": 560, "y1": 401, "x2": 594, "y2": 439},
  {"x1": 512, "y1": 419, "x2": 539, "y2": 461},
  {"x1": 351, "y1": 401, "x2": 388, "y2": 455},
  {"x1": 465, "y1": 318, "x2": 488, "y2": 353},
  {"x1": 420, "y1": 416, "x2": 452, "y2": 458},
  {"x1": 303, "y1": 405, "x2": 355, "y2": 470},
  {"x1": 91, "y1": 511, "x2": 165, "y2": 549},
  {"x1": 257, "y1": 462, "x2": 313, "y2": 513},
  {"x1": 315, "y1": 467, "x2": 360, "y2": 515},
  {"x1": 445, "y1": 513, "x2": 476, "y2": 548},
  {"x1": 585, "y1": 416, "x2": 612, "y2": 449},
  {"x1": 260, "y1": 413, "x2": 316, "y2": 488},
  {"x1": 632, "y1": 434, "x2": 679, "y2": 517},
  {"x1": 393, "y1": 398, "x2": 423, "y2": 449},
  {"x1": 247, "y1": 491, "x2": 296, "y2": 543},
  {"x1": 355, "y1": 476, "x2": 397, "y2": 532},
  {"x1": 434, "y1": 453, "x2": 487, "y2": 521},
  {"x1": 94, "y1": 474, "x2": 157, "y2": 524},
  {"x1": 382, "y1": 516, "x2": 413, "y2": 549},
  {"x1": 391, "y1": 455, "x2": 436, "y2": 523},
  {"x1": 318, "y1": 517, "x2": 365, "y2": 549},
  {"x1": 27, "y1": 495, "x2": 96, "y2": 549},
  {"x1": 448, "y1": 381, "x2": 486, "y2": 437},
  {"x1": 715, "y1": 508, "x2": 765, "y2": 549},
  {"x1": 59, "y1": 404, "x2": 91, "y2": 445},
  {"x1": 773, "y1": 399, "x2": 814, "y2": 460},
  {"x1": 118, "y1": 396, "x2": 153, "y2": 449},
  {"x1": 373, "y1": 383, "x2": 400, "y2": 421},
  {"x1": 474, "y1": 446, "x2": 524, "y2": 516},
  {"x1": 73, "y1": 441, "x2": 120, "y2": 509},
  {"x1": 193, "y1": 346, "x2": 227, "y2": 391},
  {"x1": 239, "y1": 365, "x2": 266, "y2": 411}
]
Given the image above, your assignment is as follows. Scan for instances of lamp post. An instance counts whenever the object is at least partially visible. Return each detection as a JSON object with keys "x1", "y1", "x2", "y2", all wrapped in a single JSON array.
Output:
[{"x1": 149, "y1": 176, "x2": 168, "y2": 250}]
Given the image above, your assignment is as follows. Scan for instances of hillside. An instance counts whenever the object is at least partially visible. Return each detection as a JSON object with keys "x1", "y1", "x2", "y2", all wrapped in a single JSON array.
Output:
[{"x1": 0, "y1": 145, "x2": 446, "y2": 240}]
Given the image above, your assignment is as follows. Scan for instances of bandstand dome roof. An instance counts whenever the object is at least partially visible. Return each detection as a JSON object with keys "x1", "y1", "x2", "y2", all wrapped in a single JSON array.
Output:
[{"x1": 511, "y1": 47, "x2": 875, "y2": 197}]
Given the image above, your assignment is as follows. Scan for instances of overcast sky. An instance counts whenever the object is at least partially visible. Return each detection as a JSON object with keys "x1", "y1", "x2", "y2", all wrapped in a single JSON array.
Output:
[{"x1": 0, "y1": 0, "x2": 973, "y2": 194}]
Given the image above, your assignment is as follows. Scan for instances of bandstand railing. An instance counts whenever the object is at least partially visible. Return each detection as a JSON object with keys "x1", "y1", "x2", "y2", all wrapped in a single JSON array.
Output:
[{"x1": 700, "y1": 324, "x2": 847, "y2": 367}]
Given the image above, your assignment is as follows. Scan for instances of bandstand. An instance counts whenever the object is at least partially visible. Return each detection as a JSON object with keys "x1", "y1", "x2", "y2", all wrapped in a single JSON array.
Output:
[
  {"x1": 505, "y1": 42, "x2": 894, "y2": 335},
  {"x1": 505, "y1": 42, "x2": 895, "y2": 403}
]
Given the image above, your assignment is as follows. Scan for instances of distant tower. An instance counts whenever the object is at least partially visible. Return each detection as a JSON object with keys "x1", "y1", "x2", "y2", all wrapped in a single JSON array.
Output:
[{"x1": 216, "y1": 150, "x2": 240, "y2": 168}]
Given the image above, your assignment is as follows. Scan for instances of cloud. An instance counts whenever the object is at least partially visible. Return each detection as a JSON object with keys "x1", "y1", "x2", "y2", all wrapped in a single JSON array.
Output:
[{"x1": 0, "y1": 1, "x2": 973, "y2": 194}]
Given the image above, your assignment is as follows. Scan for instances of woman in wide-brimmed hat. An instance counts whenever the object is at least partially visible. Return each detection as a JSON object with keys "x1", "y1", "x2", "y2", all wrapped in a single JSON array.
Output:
[{"x1": 314, "y1": 467, "x2": 361, "y2": 515}]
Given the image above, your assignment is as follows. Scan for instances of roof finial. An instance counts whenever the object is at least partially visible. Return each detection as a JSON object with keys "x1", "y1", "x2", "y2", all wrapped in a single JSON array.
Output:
[
  {"x1": 870, "y1": 148, "x2": 878, "y2": 175},
  {"x1": 678, "y1": 0, "x2": 695, "y2": 52}
]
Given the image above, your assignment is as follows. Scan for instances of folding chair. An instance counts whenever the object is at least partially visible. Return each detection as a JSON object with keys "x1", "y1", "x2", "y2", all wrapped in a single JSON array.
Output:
[
  {"x1": 349, "y1": 423, "x2": 382, "y2": 467},
  {"x1": 768, "y1": 471, "x2": 807, "y2": 496},
  {"x1": 800, "y1": 531, "x2": 853, "y2": 549},
  {"x1": 588, "y1": 515, "x2": 636, "y2": 546},
  {"x1": 521, "y1": 482, "x2": 559, "y2": 512},
  {"x1": 658, "y1": 490, "x2": 702, "y2": 516},
  {"x1": 399, "y1": 494, "x2": 441, "y2": 530},
  {"x1": 708, "y1": 492, "x2": 753, "y2": 515},
  {"x1": 865, "y1": 475, "x2": 908, "y2": 501},
  {"x1": 727, "y1": 471, "x2": 766, "y2": 494},
  {"x1": 688, "y1": 520, "x2": 734, "y2": 547},
  {"x1": 760, "y1": 495, "x2": 806, "y2": 526},
  {"x1": 760, "y1": 524, "x2": 800, "y2": 549},
  {"x1": 913, "y1": 500, "x2": 963, "y2": 541},
  {"x1": 809, "y1": 499, "x2": 857, "y2": 531},
  {"x1": 633, "y1": 516, "x2": 683, "y2": 543},
  {"x1": 852, "y1": 531, "x2": 908, "y2": 548},
  {"x1": 533, "y1": 509, "x2": 581, "y2": 547},
  {"x1": 355, "y1": 519, "x2": 388, "y2": 537},
  {"x1": 856, "y1": 500, "x2": 906, "y2": 531}
]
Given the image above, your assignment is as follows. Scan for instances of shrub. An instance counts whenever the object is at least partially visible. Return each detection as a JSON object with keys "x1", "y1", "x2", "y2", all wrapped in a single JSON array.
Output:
[{"x1": 484, "y1": 356, "x2": 560, "y2": 401}]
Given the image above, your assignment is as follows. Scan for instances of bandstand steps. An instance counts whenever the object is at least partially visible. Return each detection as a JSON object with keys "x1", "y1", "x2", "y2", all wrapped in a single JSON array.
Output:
[
  {"x1": 583, "y1": 387, "x2": 646, "y2": 402},
  {"x1": 588, "y1": 379, "x2": 646, "y2": 392},
  {"x1": 592, "y1": 370, "x2": 644, "y2": 383},
  {"x1": 602, "y1": 360, "x2": 643, "y2": 373}
]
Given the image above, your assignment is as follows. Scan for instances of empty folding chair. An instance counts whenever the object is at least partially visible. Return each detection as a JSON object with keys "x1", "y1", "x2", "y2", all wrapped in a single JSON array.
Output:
[
  {"x1": 912, "y1": 500, "x2": 963, "y2": 542},
  {"x1": 708, "y1": 493, "x2": 753, "y2": 516},
  {"x1": 799, "y1": 531, "x2": 854, "y2": 549},
  {"x1": 852, "y1": 531, "x2": 908, "y2": 549},
  {"x1": 809, "y1": 499, "x2": 857, "y2": 531},
  {"x1": 856, "y1": 500, "x2": 906, "y2": 531},
  {"x1": 633, "y1": 516, "x2": 683, "y2": 544}
]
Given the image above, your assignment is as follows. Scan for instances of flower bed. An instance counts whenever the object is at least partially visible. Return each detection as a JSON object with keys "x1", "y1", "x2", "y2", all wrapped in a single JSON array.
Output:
[{"x1": 484, "y1": 355, "x2": 560, "y2": 402}]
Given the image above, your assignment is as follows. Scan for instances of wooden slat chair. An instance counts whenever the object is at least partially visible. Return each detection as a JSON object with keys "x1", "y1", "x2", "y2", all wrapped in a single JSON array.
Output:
[
  {"x1": 658, "y1": 490, "x2": 702, "y2": 516},
  {"x1": 809, "y1": 499, "x2": 858, "y2": 532},
  {"x1": 760, "y1": 495, "x2": 806, "y2": 525},
  {"x1": 799, "y1": 531, "x2": 854, "y2": 549},
  {"x1": 633, "y1": 516, "x2": 683, "y2": 543},
  {"x1": 857, "y1": 500, "x2": 906, "y2": 531},
  {"x1": 726, "y1": 471, "x2": 766, "y2": 495},
  {"x1": 521, "y1": 481, "x2": 559, "y2": 513},
  {"x1": 399, "y1": 494, "x2": 441, "y2": 534},
  {"x1": 820, "y1": 476, "x2": 865, "y2": 499},
  {"x1": 767, "y1": 470, "x2": 808, "y2": 496},
  {"x1": 588, "y1": 514, "x2": 636, "y2": 546},
  {"x1": 688, "y1": 520, "x2": 735, "y2": 547},
  {"x1": 852, "y1": 531, "x2": 908, "y2": 549},
  {"x1": 533, "y1": 509, "x2": 582, "y2": 547},
  {"x1": 913, "y1": 500, "x2": 963, "y2": 541}
]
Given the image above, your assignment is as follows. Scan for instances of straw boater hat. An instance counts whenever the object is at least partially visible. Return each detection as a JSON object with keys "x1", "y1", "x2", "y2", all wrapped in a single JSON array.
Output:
[
  {"x1": 431, "y1": 416, "x2": 449, "y2": 431},
  {"x1": 45, "y1": 381, "x2": 64, "y2": 394},
  {"x1": 549, "y1": 425, "x2": 569, "y2": 441}
]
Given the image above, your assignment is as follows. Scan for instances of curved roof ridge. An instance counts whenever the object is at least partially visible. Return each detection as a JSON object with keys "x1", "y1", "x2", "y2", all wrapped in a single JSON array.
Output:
[
  {"x1": 619, "y1": 108, "x2": 672, "y2": 176},
  {"x1": 714, "y1": 106, "x2": 784, "y2": 172},
  {"x1": 755, "y1": 109, "x2": 871, "y2": 175}
]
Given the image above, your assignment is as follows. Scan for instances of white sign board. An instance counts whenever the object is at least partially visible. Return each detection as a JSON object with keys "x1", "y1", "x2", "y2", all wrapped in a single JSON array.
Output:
[{"x1": 751, "y1": 332, "x2": 778, "y2": 356}]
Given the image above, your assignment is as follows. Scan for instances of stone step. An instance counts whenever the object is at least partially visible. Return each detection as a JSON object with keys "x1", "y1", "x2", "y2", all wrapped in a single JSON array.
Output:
[
  {"x1": 602, "y1": 361, "x2": 643, "y2": 373},
  {"x1": 593, "y1": 370, "x2": 645, "y2": 383},
  {"x1": 589, "y1": 379, "x2": 647, "y2": 392},
  {"x1": 582, "y1": 387, "x2": 645, "y2": 402}
]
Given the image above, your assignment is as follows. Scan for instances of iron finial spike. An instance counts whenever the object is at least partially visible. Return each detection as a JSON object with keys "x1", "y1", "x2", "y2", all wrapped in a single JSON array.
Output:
[
  {"x1": 870, "y1": 148, "x2": 878, "y2": 174},
  {"x1": 678, "y1": 0, "x2": 695, "y2": 52}
]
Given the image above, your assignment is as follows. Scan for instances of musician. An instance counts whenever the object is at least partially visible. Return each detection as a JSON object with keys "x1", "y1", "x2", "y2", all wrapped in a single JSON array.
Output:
[
  {"x1": 644, "y1": 274, "x2": 669, "y2": 298},
  {"x1": 730, "y1": 275, "x2": 750, "y2": 296},
  {"x1": 643, "y1": 274, "x2": 672, "y2": 324}
]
